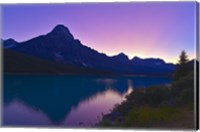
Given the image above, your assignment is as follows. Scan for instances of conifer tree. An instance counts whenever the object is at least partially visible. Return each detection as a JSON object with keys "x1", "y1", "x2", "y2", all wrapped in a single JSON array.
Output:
[{"x1": 174, "y1": 50, "x2": 190, "y2": 80}]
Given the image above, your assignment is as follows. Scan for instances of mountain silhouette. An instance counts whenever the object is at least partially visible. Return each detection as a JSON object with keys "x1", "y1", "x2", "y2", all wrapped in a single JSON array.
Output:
[
  {"x1": 49, "y1": 24, "x2": 74, "y2": 39},
  {"x1": 3, "y1": 24, "x2": 175, "y2": 75},
  {"x1": 111, "y1": 52, "x2": 130, "y2": 64},
  {"x1": 2, "y1": 38, "x2": 18, "y2": 48}
]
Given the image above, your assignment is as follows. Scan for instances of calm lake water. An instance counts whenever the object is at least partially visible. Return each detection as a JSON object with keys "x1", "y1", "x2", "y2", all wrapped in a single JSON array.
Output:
[{"x1": 3, "y1": 75, "x2": 171, "y2": 127}]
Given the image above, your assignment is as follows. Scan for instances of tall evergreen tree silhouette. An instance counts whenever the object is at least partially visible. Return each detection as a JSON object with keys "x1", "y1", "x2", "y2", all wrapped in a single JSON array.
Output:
[{"x1": 174, "y1": 50, "x2": 190, "y2": 80}]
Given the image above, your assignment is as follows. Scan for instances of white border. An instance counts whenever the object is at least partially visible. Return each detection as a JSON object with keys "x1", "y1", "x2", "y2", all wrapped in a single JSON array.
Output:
[{"x1": 0, "y1": 0, "x2": 199, "y2": 132}]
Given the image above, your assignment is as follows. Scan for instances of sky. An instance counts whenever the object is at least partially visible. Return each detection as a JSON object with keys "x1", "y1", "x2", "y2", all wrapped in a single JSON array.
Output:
[{"x1": 1, "y1": 2, "x2": 197, "y2": 63}]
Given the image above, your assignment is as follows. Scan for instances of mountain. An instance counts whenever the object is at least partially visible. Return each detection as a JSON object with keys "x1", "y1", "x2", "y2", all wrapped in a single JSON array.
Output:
[
  {"x1": 4, "y1": 49, "x2": 116, "y2": 75},
  {"x1": 131, "y1": 56, "x2": 175, "y2": 70},
  {"x1": 132, "y1": 56, "x2": 165, "y2": 66},
  {"x1": 2, "y1": 38, "x2": 18, "y2": 48},
  {"x1": 3, "y1": 24, "x2": 176, "y2": 75},
  {"x1": 6, "y1": 25, "x2": 127, "y2": 71},
  {"x1": 130, "y1": 56, "x2": 175, "y2": 75},
  {"x1": 111, "y1": 53, "x2": 130, "y2": 64}
]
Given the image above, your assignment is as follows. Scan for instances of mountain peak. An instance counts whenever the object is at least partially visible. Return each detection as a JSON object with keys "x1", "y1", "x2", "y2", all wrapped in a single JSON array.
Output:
[
  {"x1": 50, "y1": 24, "x2": 74, "y2": 39},
  {"x1": 118, "y1": 52, "x2": 127, "y2": 56},
  {"x1": 132, "y1": 56, "x2": 141, "y2": 60},
  {"x1": 5, "y1": 38, "x2": 17, "y2": 43},
  {"x1": 53, "y1": 24, "x2": 69, "y2": 31},
  {"x1": 112, "y1": 52, "x2": 129, "y2": 62},
  {"x1": 3, "y1": 38, "x2": 18, "y2": 48}
]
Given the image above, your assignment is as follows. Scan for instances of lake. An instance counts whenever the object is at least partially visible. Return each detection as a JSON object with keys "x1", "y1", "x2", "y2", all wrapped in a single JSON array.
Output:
[{"x1": 3, "y1": 75, "x2": 172, "y2": 127}]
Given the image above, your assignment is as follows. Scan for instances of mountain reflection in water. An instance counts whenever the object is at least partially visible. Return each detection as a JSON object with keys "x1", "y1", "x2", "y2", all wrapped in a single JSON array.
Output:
[{"x1": 3, "y1": 75, "x2": 171, "y2": 127}]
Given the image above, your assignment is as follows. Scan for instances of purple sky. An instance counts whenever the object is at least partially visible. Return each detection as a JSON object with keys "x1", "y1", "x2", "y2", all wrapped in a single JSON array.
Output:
[{"x1": 1, "y1": 2, "x2": 197, "y2": 63}]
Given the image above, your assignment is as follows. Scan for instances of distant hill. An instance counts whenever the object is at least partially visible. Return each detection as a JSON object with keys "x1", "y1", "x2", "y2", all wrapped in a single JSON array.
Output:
[{"x1": 3, "y1": 24, "x2": 176, "y2": 75}]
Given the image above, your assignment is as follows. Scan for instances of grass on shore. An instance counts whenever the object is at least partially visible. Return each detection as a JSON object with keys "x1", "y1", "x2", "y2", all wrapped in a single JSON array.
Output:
[{"x1": 99, "y1": 72, "x2": 195, "y2": 129}]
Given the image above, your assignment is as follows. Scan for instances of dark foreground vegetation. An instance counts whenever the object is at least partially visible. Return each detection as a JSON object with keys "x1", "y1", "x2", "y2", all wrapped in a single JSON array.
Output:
[{"x1": 99, "y1": 51, "x2": 197, "y2": 129}]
